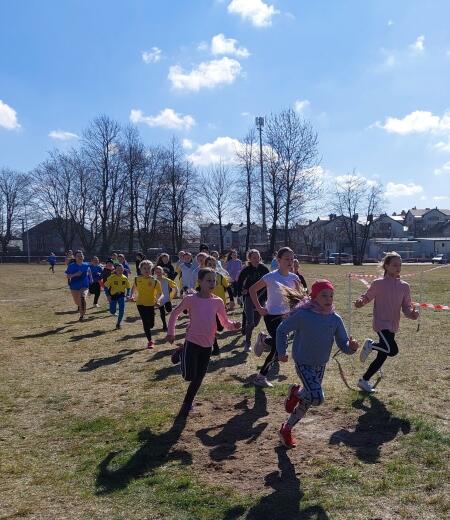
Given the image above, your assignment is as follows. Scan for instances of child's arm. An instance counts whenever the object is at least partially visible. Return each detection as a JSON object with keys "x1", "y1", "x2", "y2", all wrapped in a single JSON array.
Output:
[
  {"x1": 334, "y1": 317, "x2": 359, "y2": 354},
  {"x1": 276, "y1": 311, "x2": 301, "y2": 361},
  {"x1": 402, "y1": 286, "x2": 419, "y2": 320},
  {"x1": 166, "y1": 297, "x2": 190, "y2": 343},
  {"x1": 216, "y1": 300, "x2": 241, "y2": 331},
  {"x1": 249, "y1": 279, "x2": 268, "y2": 316},
  {"x1": 354, "y1": 280, "x2": 378, "y2": 308},
  {"x1": 155, "y1": 280, "x2": 162, "y2": 305},
  {"x1": 168, "y1": 279, "x2": 178, "y2": 299}
]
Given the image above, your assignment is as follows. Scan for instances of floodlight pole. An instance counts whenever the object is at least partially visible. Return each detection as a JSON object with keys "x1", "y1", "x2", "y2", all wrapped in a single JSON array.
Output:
[{"x1": 255, "y1": 116, "x2": 267, "y2": 235}]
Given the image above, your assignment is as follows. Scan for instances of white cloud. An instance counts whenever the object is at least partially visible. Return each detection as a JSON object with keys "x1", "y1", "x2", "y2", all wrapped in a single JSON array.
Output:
[
  {"x1": 374, "y1": 110, "x2": 450, "y2": 135},
  {"x1": 387, "y1": 19, "x2": 394, "y2": 27},
  {"x1": 434, "y1": 161, "x2": 450, "y2": 176},
  {"x1": 188, "y1": 136, "x2": 242, "y2": 166},
  {"x1": 210, "y1": 33, "x2": 250, "y2": 58},
  {"x1": 227, "y1": 0, "x2": 279, "y2": 27},
  {"x1": 294, "y1": 99, "x2": 310, "y2": 113},
  {"x1": 129, "y1": 108, "x2": 195, "y2": 130},
  {"x1": 434, "y1": 139, "x2": 450, "y2": 152},
  {"x1": 433, "y1": 195, "x2": 449, "y2": 201},
  {"x1": 182, "y1": 138, "x2": 194, "y2": 150},
  {"x1": 48, "y1": 130, "x2": 79, "y2": 141},
  {"x1": 142, "y1": 47, "x2": 162, "y2": 63},
  {"x1": 409, "y1": 35, "x2": 425, "y2": 54},
  {"x1": 241, "y1": 111, "x2": 250, "y2": 116},
  {"x1": 0, "y1": 99, "x2": 20, "y2": 130},
  {"x1": 168, "y1": 57, "x2": 242, "y2": 91},
  {"x1": 385, "y1": 182, "x2": 423, "y2": 198},
  {"x1": 335, "y1": 173, "x2": 379, "y2": 188}
]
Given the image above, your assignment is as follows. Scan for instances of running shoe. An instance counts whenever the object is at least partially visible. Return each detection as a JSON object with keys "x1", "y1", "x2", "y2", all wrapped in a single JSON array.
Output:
[
  {"x1": 147, "y1": 340, "x2": 154, "y2": 349},
  {"x1": 284, "y1": 384, "x2": 301, "y2": 413},
  {"x1": 244, "y1": 341, "x2": 252, "y2": 353},
  {"x1": 115, "y1": 322, "x2": 121, "y2": 330},
  {"x1": 254, "y1": 332, "x2": 268, "y2": 357},
  {"x1": 360, "y1": 338, "x2": 374, "y2": 363},
  {"x1": 357, "y1": 378, "x2": 375, "y2": 393},
  {"x1": 279, "y1": 423, "x2": 297, "y2": 448},
  {"x1": 253, "y1": 374, "x2": 273, "y2": 388}
]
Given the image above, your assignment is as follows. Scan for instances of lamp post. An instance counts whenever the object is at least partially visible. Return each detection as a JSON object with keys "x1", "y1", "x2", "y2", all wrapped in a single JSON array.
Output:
[
  {"x1": 23, "y1": 206, "x2": 30, "y2": 264},
  {"x1": 255, "y1": 116, "x2": 267, "y2": 235}
]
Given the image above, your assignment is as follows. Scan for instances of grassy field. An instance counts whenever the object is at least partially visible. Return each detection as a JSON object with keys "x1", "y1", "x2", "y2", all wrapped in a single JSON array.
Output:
[{"x1": 0, "y1": 263, "x2": 449, "y2": 520}]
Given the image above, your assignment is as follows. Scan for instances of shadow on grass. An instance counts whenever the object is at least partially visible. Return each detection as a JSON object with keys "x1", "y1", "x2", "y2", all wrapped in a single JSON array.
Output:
[
  {"x1": 79, "y1": 348, "x2": 146, "y2": 372},
  {"x1": 329, "y1": 395, "x2": 411, "y2": 463},
  {"x1": 69, "y1": 329, "x2": 109, "y2": 342},
  {"x1": 14, "y1": 325, "x2": 73, "y2": 339},
  {"x1": 55, "y1": 309, "x2": 79, "y2": 315},
  {"x1": 196, "y1": 387, "x2": 268, "y2": 461},
  {"x1": 95, "y1": 414, "x2": 190, "y2": 494},
  {"x1": 117, "y1": 332, "x2": 146, "y2": 342},
  {"x1": 230, "y1": 447, "x2": 329, "y2": 520}
]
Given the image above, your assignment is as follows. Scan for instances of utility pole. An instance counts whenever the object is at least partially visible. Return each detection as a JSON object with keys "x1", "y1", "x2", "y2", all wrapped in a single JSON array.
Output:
[
  {"x1": 255, "y1": 117, "x2": 267, "y2": 235},
  {"x1": 24, "y1": 206, "x2": 30, "y2": 263}
]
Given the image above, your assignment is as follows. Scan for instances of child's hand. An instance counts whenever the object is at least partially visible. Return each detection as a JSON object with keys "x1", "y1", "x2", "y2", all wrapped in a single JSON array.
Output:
[
  {"x1": 411, "y1": 308, "x2": 420, "y2": 320},
  {"x1": 166, "y1": 334, "x2": 175, "y2": 344},
  {"x1": 349, "y1": 336, "x2": 359, "y2": 351},
  {"x1": 278, "y1": 354, "x2": 288, "y2": 362},
  {"x1": 354, "y1": 299, "x2": 364, "y2": 309}
]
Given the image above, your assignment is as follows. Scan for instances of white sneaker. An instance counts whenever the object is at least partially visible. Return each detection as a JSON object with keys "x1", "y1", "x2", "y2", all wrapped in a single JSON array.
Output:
[
  {"x1": 254, "y1": 374, "x2": 273, "y2": 388},
  {"x1": 254, "y1": 332, "x2": 268, "y2": 357},
  {"x1": 94, "y1": 303, "x2": 99, "y2": 308},
  {"x1": 357, "y1": 378, "x2": 375, "y2": 393},
  {"x1": 244, "y1": 341, "x2": 252, "y2": 353},
  {"x1": 360, "y1": 338, "x2": 374, "y2": 363}
]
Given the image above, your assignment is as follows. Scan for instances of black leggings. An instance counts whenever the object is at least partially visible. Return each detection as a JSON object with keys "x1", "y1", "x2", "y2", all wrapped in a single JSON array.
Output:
[
  {"x1": 180, "y1": 341, "x2": 212, "y2": 406},
  {"x1": 137, "y1": 305, "x2": 155, "y2": 341},
  {"x1": 89, "y1": 282, "x2": 101, "y2": 305},
  {"x1": 363, "y1": 330, "x2": 398, "y2": 381},
  {"x1": 159, "y1": 301, "x2": 172, "y2": 329},
  {"x1": 260, "y1": 314, "x2": 284, "y2": 376},
  {"x1": 212, "y1": 315, "x2": 224, "y2": 351}
]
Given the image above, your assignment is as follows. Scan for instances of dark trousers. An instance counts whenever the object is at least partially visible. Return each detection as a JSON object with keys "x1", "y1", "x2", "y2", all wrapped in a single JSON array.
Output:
[
  {"x1": 363, "y1": 330, "x2": 398, "y2": 381},
  {"x1": 137, "y1": 305, "x2": 155, "y2": 341},
  {"x1": 159, "y1": 301, "x2": 172, "y2": 329},
  {"x1": 260, "y1": 314, "x2": 284, "y2": 376},
  {"x1": 89, "y1": 282, "x2": 101, "y2": 305},
  {"x1": 180, "y1": 341, "x2": 212, "y2": 406},
  {"x1": 212, "y1": 315, "x2": 224, "y2": 352}
]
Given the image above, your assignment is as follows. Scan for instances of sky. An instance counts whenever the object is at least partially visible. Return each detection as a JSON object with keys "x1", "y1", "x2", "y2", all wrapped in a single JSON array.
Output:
[{"x1": 1, "y1": 0, "x2": 450, "y2": 215}]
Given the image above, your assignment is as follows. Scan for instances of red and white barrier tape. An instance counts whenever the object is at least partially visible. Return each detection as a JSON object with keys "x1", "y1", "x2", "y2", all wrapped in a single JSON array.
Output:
[
  {"x1": 413, "y1": 302, "x2": 450, "y2": 311},
  {"x1": 349, "y1": 263, "x2": 449, "y2": 281}
]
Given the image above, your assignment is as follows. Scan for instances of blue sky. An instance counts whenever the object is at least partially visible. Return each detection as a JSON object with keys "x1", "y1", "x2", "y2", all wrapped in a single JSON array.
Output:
[{"x1": 1, "y1": 0, "x2": 450, "y2": 213}]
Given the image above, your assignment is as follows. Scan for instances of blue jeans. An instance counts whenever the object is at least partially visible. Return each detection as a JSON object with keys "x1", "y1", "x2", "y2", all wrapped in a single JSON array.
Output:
[{"x1": 110, "y1": 295, "x2": 125, "y2": 324}]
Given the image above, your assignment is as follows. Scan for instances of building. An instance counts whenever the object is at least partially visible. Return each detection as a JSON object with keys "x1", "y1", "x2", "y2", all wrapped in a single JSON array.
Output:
[
  {"x1": 199, "y1": 222, "x2": 266, "y2": 254},
  {"x1": 371, "y1": 214, "x2": 407, "y2": 238},
  {"x1": 404, "y1": 207, "x2": 450, "y2": 237},
  {"x1": 23, "y1": 219, "x2": 86, "y2": 256}
]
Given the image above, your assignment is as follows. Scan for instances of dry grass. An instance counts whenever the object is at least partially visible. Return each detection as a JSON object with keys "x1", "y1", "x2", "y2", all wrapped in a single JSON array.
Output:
[{"x1": 0, "y1": 263, "x2": 449, "y2": 519}]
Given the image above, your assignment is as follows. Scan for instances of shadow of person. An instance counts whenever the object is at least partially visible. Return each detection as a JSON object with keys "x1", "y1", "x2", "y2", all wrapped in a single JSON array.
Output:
[
  {"x1": 69, "y1": 329, "x2": 108, "y2": 342},
  {"x1": 329, "y1": 395, "x2": 411, "y2": 463},
  {"x1": 14, "y1": 325, "x2": 71, "y2": 339},
  {"x1": 95, "y1": 414, "x2": 191, "y2": 494},
  {"x1": 196, "y1": 387, "x2": 268, "y2": 461},
  {"x1": 79, "y1": 348, "x2": 146, "y2": 372},
  {"x1": 244, "y1": 447, "x2": 329, "y2": 520}
]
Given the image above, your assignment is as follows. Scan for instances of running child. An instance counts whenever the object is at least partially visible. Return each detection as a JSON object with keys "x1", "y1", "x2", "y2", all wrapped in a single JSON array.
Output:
[
  {"x1": 104, "y1": 263, "x2": 131, "y2": 330},
  {"x1": 192, "y1": 252, "x2": 208, "y2": 287},
  {"x1": 354, "y1": 251, "x2": 419, "y2": 393},
  {"x1": 88, "y1": 256, "x2": 103, "y2": 307},
  {"x1": 177, "y1": 252, "x2": 195, "y2": 296},
  {"x1": 101, "y1": 258, "x2": 115, "y2": 293},
  {"x1": 276, "y1": 280, "x2": 360, "y2": 448},
  {"x1": 292, "y1": 258, "x2": 308, "y2": 290},
  {"x1": 130, "y1": 260, "x2": 162, "y2": 348},
  {"x1": 154, "y1": 265, "x2": 177, "y2": 332},
  {"x1": 237, "y1": 249, "x2": 269, "y2": 352},
  {"x1": 226, "y1": 249, "x2": 243, "y2": 305},
  {"x1": 47, "y1": 252, "x2": 57, "y2": 273},
  {"x1": 166, "y1": 268, "x2": 241, "y2": 416},
  {"x1": 156, "y1": 253, "x2": 176, "y2": 280},
  {"x1": 117, "y1": 253, "x2": 131, "y2": 277},
  {"x1": 249, "y1": 247, "x2": 300, "y2": 388},
  {"x1": 135, "y1": 252, "x2": 146, "y2": 276},
  {"x1": 65, "y1": 250, "x2": 92, "y2": 321}
]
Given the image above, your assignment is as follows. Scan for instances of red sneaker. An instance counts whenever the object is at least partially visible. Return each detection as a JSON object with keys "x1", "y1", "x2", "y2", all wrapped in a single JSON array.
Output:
[
  {"x1": 279, "y1": 423, "x2": 297, "y2": 448},
  {"x1": 284, "y1": 384, "x2": 301, "y2": 413},
  {"x1": 147, "y1": 340, "x2": 154, "y2": 349}
]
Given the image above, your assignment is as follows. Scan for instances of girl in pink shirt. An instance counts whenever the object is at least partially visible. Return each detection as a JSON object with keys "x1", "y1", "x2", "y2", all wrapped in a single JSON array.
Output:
[
  {"x1": 354, "y1": 252, "x2": 418, "y2": 393},
  {"x1": 166, "y1": 267, "x2": 240, "y2": 416}
]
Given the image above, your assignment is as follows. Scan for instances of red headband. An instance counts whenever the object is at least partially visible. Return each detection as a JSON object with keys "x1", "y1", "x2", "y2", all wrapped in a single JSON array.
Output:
[{"x1": 310, "y1": 279, "x2": 334, "y2": 300}]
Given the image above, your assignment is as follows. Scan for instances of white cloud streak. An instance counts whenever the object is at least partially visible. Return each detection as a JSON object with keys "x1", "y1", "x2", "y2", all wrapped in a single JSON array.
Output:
[
  {"x1": 434, "y1": 161, "x2": 450, "y2": 176},
  {"x1": 294, "y1": 99, "x2": 310, "y2": 113},
  {"x1": 409, "y1": 35, "x2": 425, "y2": 54},
  {"x1": 373, "y1": 110, "x2": 450, "y2": 135},
  {"x1": 210, "y1": 33, "x2": 250, "y2": 57},
  {"x1": 0, "y1": 99, "x2": 20, "y2": 130},
  {"x1": 385, "y1": 182, "x2": 423, "y2": 198},
  {"x1": 129, "y1": 108, "x2": 195, "y2": 130},
  {"x1": 48, "y1": 130, "x2": 79, "y2": 141},
  {"x1": 227, "y1": 0, "x2": 279, "y2": 27},
  {"x1": 142, "y1": 47, "x2": 162, "y2": 63},
  {"x1": 188, "y1": 136, "x2": 242, "y2": 166}
]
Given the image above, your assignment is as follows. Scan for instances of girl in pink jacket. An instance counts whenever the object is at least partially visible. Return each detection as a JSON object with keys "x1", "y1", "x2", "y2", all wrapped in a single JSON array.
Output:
[{"x1": 354, "y1": 252, "x2": 419, "y2": 393}]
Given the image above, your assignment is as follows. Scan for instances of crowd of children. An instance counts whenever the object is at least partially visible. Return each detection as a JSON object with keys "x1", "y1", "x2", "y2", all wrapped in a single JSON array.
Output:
[{"x1": 57, "y1": 244, "x2": 419, "y2": 447}]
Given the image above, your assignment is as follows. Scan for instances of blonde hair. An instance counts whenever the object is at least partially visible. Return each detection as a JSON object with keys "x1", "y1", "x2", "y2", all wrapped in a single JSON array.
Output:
[
  {"x1": 246, "y1": 249, "x2": 260, "y2": 265},
  {"x1": 281, "y1": 285, "x2": 308, "y2": 310},
  {"x1": 380, "y1": 251, "x2": 402, "y2": 276},
  {"x1": 139, "y1": 259, "x2": 153, "y2": 270}
]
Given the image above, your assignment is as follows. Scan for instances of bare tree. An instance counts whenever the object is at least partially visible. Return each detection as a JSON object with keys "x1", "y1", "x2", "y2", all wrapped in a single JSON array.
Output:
[
  {"x1": 83, "y1": 115, "x2": 125, "y2": 254},
  {"x1": 265, "y1": 108, "x2": 321, "y2": 245},
  {"x1": 201, "y1": 161, "x2": 235, "y2": 252},
  {"x1": 0, "y1": 168, "x2": 30, "y2": 254},
  {"x1": 332, "y1": 173, "x2": 384, "y2": 265},
  {"x1": 264, "y1": 146, "x2": 285, "y2": 256},
  {"x1": 235, "y1": 129, "x2": 258, "y2": 252}
]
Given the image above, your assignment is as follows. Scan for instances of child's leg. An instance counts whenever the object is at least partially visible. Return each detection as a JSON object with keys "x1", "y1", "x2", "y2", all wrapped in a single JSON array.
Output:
[
  {"x1": 93, "y1": 283, "x2": 101, "y2": 305},
  {"x1": 159, "y1": 305, "x2": 167, "y2": 330},
  {"x1": 70, "y1": 289, "x2": 81, "y2": 309},
  {"x1": 110, "y1": 298, "x2": 117, "y2": 316},
  {"x1": 117, "y1": 296, "x2": 125, "y2": 324},
  {"x1": 212, "y1": 316, "x2": 224, "y2": 354},
  {"x1": 259, "y1": 315, "x2": 283, "y2": 376},
  {"x1": 363, "y1": 331, "x2": 398, "y2": 381},
  {"x1": 80, "y1": 290, "x2": 87, "y2": 317},
  {"x1": 181, "y1": 342, "x2": 212, "y2": 408},
  {"x1": 137, "y1": 305, "x2": 154, "y2": 341},
  {"x1": 243, "y1": 296, "x2": 260, "y2": 344},
  {"x1": 287, "y1": 365, "x2": 325, "y2": 428}
]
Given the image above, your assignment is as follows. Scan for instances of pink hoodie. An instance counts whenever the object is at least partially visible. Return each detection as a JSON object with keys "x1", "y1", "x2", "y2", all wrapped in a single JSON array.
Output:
[
  {"x1": 358, "y1": 276, "x2": 415, "y2": 333},
  {"x1": 167, "y1": 293, "x2": 236, "y2": 348}
]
